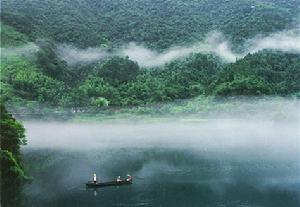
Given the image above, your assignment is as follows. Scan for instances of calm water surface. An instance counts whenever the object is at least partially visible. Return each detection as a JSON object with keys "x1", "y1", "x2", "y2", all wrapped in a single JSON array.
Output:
[{"x1": 21, "y1": 121, "x2": 300, "y2": 207}]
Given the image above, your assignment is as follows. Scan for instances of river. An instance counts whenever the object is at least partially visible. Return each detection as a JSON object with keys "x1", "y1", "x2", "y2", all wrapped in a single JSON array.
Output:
[{"x1": 17, "y1": 119, "x2": 300, "y2": 207}]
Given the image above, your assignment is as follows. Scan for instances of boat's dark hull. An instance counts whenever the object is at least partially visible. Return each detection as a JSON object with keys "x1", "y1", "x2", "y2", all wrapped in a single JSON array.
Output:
[{"x1": 86, "y1": 180, "x2": 132, "y2": 188}]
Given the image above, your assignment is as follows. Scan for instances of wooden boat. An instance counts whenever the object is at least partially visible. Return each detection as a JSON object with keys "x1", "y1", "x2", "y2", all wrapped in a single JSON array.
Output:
[{"x1": 86, "y1": 180, "x2": 132, "y2": 188}]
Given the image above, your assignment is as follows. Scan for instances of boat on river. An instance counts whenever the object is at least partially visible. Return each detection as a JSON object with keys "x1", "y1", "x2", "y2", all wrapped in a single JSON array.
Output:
[{"x1": 86, "y1": 180, "x2": 132, "y2": 188}]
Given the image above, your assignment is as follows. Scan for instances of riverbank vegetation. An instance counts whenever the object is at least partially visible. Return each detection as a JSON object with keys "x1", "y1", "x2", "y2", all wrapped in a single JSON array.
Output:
[
  {"x1": 1, "y1": 43, "x2": 299, "y2": 110},
  {"x1": 0, "y1": 102, "x2": 28, "y2": 206}
]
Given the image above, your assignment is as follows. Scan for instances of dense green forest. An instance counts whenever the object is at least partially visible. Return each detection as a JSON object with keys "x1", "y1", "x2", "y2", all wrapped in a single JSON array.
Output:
[
  {"x1": 0, "y1": 1, "x2": 299, "y2": 206},
  {"x1": 0, "y1": 102, "x2": 28, "y2": 206},
  {"x1": 0, "y1": 0, "x2": 299, "y2": 112},
  {"x1": 1, "y1": 0, "x2": 299, "y2": 49}
]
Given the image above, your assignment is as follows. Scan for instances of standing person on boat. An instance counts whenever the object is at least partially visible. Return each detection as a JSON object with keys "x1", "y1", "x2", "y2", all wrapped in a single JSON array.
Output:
[
  {"x1": 93, "y1": 173, "x2": 97, "y2": 184},
  {"x1": 126, "y1": 174, "x2": 132, "y2": 182},
  {"x1": 117, "y1": 176, "x2": 122, "y2": 183}
]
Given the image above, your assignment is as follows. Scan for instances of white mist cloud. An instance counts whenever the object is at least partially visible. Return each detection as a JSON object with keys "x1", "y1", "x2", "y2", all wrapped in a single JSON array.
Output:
[
  {"x1": 55, "y1": 31, "x2": 240, "y2": 67},
  {"x1": 56, "y1": 28, "x2": 299, "y2": 67},
  {"x1": 195, "y1": 31, "x2": 241, "y2": 62},
  {"x1": 118, "y1": 32, "x2": 240, "y2": 67},
  {"x1": 2, "y1": 29, "x2": 298, "y2": 67},
  {"x1": 247, "y1": 28, "x2": 300, "y2": 54},
  {"x1": 56, "y1": 44, "x2": 110, "y2": 65},
  {"x1": 118, "y1": 43, "x2": 195, "y2": 67},
  {"x1": 0, "y1": 42, "x2": 39, "y2": 58},
  {"x1": 22, "y1": 98, "x2": 299, "y2": 158}
]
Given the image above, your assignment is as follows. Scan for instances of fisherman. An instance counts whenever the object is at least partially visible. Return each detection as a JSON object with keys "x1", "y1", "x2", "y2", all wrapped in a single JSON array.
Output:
[
  {"x1": 117, "y1": 176, "x2": 122, "y2": 183},
  {"x1": 93, "y1": 173, "x2": 97, "y2": 184},
  {"x1": 126, "y1": 174, "x2": 132, "y2": 182}
]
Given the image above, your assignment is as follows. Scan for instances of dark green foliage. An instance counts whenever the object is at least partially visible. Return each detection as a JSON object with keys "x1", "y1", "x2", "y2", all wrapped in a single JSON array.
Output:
[
  {"x1": 1, "y1": 0, "x2": 298, "y2": 49},
  {"x1": 0, "y1": 23, "x2": 30, "y2": 47},
  {"x1": 0, "y1": 150, "x2": 24, "y2": 207},
  {"x1": 1, "y1": 1, "x2": 299, "y2": 109},
  {"x1": 1, "y1": 50, "x2": 299, "y2": 109},
  {"x1": 1, "y1": 12, "x2": 35, "y2": 39},
  {"x1": 0, "y1": 102, "x2": 26, "y2": 157},
  {"x1": 1, "y1": 150, "x2": 25, "y2": 178},
  {"x1": 35, "y1": 40, "x2": 76, "y2": 84},
  {"x1": 158, "y1": 54, "x2": 220, "y2": 97},
  {"x1": 213, "y1": 51, "x2": 300, "y2": 95},
  {"x1": 114, "y1": 54, "x2": 221, "y2": 106},
  {"x1": 0, "y1": 102, "x2": 27, "y2": 207},
  {"x1": 78, "y1": 75, "x2": 121, "y2": 106},
  {"x1": 1, "y1": 57, "x2": 69, "y2": 106},
  {"x1": 243, "y1": 52, "x2": 300, "y2": 94},
  {"x1": 119, "y1": 73, "x2": 170, "y2": 106},
  {"x1": 221, "y1": 5, "x2": 294, "y2": 45},
  {"x1": 214, "y1": 74, "x2": 273, "y2": 95},
  {"x1": 97, "y1": 57, "x2": 140, "y2": 85}
]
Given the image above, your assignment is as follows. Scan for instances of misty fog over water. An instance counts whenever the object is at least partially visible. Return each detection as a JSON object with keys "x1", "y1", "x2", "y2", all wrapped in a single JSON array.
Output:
[
  {"x1": 23, "y1": 119, "x2": 299, "y2": 160},
  {"x1": 21, "y1": 99, "x2": 300, "y2": 207}
]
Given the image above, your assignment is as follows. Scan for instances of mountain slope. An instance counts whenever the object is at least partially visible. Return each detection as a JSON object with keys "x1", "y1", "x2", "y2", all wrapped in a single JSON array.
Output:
[
  {"x1": 0, "y1": 23, "x2": 29, "y2": 47},
  {"x1": 1, "y1": 0, "x2": 299, "y2": 49}
]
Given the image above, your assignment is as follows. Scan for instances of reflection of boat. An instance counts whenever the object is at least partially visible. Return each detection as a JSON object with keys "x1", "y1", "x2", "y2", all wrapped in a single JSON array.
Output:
[{"x1": 86, "y1": 180, "x2": 132, "y2": 188}]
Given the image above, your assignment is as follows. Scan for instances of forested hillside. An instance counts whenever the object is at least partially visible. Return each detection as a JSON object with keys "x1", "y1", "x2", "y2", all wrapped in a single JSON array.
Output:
[
  {"x1": 1, "y1": 0, "x2": 299, "y2": 49},
  {"x1": 0, "y1": 0, "x2": 299, "y2": 112}
]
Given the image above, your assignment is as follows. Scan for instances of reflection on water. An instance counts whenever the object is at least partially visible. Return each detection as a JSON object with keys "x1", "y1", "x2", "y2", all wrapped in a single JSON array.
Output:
[
  {"x1": 21, "y1": 147, "x2": 300, "y2": 207},
  {"x1": 16, "y1": 119, "x2": 300, "y2": 206}
]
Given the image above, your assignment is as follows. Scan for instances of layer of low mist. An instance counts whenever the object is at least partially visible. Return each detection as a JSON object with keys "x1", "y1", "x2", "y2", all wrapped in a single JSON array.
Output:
[
  {"x1": 1, "y1": 28, "x2": 299, "y2": 67},
  {"x1": 247, "y1": 28, "x2": 300, "y2": 54},
  {"x1": 22, "y1": 98, "x2": 300, "y2": 162},
  {"x1": 55, "y1": 46, "x2": 109, "y2": 65},
  {"x1": 21, "y1": 98, "x2": 299, "y2": 205},
  {"x1": 57, "y1": 28, "x2": 300, "y2": 67},
  {"x1": 0, "y1": 43, "x2": 39, "y2": 58},
  {"x1": 23, "y1": 120, "x2": 299, "y2": 160}
]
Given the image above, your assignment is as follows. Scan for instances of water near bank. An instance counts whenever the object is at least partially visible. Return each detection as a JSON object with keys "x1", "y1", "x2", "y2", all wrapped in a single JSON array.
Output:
[{"x1": 19, "y1": 119, "x2": 300, "y2": 207}]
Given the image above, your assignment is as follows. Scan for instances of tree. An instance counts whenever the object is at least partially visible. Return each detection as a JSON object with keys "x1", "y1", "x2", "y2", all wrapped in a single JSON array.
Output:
[
  {"x1": 0, "y1": 101, "x2": 27, "y2": 207},
  {"x1": 35, "y1": 40, "x2": 75, "y2": 84},
  {"x1": 97, "y1": 57, "x2": 140, "y2": 85},
  {"x1": 1, "y1": 57, "x2": 70, "y2": 106},
  {"x1": 212, "y1": 51, "x2": 300, "y2": 96},
  {"x1": 78, "y1": 75, "x2": 121, "y2": 106},
  {"x1": 0, "y1": 102, "x2": 26, "y2": 157},
  {"x1": 214, "y1": 74, "x2": 272, "y2": 95},
  {"x1": 91, "y1": 97, "x2": 109, "y2": 109}
]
